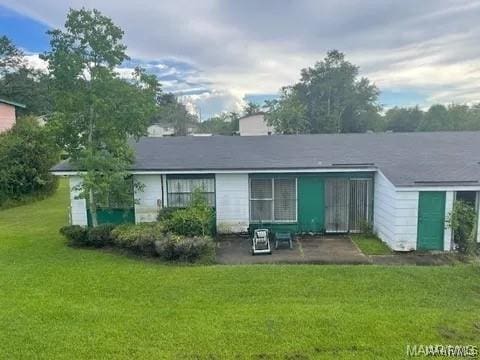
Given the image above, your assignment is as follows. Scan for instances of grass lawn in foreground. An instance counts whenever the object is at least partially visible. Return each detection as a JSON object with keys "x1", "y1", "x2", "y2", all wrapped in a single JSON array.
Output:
[
  {"x1": 351, "y1": 234, "x2": 393, "y2": 255},
  {"x1": 0, "y1": 180, "x2": 479, "y2": 359}
]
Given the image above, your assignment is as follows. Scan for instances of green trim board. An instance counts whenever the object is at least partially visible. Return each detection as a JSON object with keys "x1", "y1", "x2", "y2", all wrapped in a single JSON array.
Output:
[{"x1": 417, "y1": 191, "x2": 446, "y2": 251}]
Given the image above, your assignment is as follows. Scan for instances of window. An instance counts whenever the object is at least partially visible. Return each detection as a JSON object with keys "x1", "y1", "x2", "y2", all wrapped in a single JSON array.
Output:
[
  {"x1": 167, "y1": 177, "x2": 215, "y2": 207},
  {"x1": 456, "y1": 191, "x2": 477, "y2": 207},
  {"x1": 250, "y1": 178, "x2": 297, "y2": 222}
]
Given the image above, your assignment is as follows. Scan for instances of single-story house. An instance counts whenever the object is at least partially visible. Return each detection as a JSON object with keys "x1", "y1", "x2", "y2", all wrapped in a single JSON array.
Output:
[
  {"x1": 52, "y1": 131, "x2": 480, "y2": 252},
  {"x1": 0, "y1": 98, "x2": 26, "y2": 133}
]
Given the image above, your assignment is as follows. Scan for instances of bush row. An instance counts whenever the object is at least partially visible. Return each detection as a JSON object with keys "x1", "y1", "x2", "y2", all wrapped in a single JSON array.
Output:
[{"x1": 60, "y1": 223, "x2": 214, "y2": 262}]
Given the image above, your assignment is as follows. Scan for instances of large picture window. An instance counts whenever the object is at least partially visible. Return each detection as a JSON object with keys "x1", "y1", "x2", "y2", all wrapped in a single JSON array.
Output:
[
  {"x1": 250, "y1": 178, "x2": 297, "y2": 222},
  {"x1": 167, "y1": 177, "x2": 215, "y2": 207}
]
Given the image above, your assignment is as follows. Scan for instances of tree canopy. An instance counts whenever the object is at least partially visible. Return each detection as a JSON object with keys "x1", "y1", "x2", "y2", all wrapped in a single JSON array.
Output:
[
  {"x1": 266, "y1": 50, "x2": 379, "y2": 134},
  {"x1": 43, "y1": 8, "x2": 158, "y2": 226}
]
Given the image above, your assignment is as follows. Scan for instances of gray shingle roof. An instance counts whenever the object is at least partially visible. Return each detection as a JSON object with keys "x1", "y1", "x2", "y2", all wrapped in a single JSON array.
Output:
[{"x1": 52, "y1": 131, "x2": 480, "y2": 187}]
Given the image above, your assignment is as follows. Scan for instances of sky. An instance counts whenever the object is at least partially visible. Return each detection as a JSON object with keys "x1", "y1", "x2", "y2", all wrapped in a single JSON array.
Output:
[{"x1": 1, "y1": 0, "x2": 480, "y2": 119}]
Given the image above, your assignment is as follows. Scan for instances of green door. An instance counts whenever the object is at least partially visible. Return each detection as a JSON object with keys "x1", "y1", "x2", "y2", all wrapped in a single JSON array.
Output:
[
  {"x1": 417, "y1": 192, "x2": 445, "y2": 250},
  {"x1": 298, "y1": 177, "x2": 324, "y2": 232}
]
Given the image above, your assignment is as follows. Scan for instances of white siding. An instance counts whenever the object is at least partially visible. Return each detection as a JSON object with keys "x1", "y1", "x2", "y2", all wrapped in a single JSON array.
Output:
[
  {"x1": 133, "y1": 175, "x2": 162, "y2": 223},
  {"x1": 373, "y1": 172, "x2": 396, "y2": 248},
  {"x1": 215, "y1": 173, "x2": 249, "y2": 233},
  {"x1": 444, "y1": 191, "x2": 454, "y2": 250},
  {"x1": 394, "y1": 191, "x2": 419, "y2": 251},
  {"x1": 238, "y1": 114, "x2": 274, "y2": 136},
  {"x1": 69, "y1": 176, "x2": 88, "y2": 226}
]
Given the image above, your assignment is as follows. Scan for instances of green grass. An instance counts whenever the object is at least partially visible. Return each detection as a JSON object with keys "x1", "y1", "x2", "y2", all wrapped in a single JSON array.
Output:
[
  {"x1": 352, "y1": 234, "x2": 393, "y2": 255},
  {"x1": 0, "y1": 181, "x2": 479, "y2": 359}
]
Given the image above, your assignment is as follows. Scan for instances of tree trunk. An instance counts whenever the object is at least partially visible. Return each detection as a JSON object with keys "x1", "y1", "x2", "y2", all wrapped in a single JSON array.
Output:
[{"x1": 89, "y1": 188, "x2": 98, "y2": 227}]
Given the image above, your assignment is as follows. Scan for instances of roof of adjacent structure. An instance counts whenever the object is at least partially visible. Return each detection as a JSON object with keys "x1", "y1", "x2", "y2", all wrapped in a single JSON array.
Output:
[
  {"x1": 0, "y1": 98, "x2": 26, "y2": 108},
  {"x1": 52, "y1": 131, "x2": 480, "y2": 187}
]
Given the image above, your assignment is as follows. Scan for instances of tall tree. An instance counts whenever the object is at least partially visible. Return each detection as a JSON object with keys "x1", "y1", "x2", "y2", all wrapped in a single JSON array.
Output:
[
  {"x1": 153, "y1": 93, "x2": 197, "y2": 136},
  {"x1": 0, "y1": 36, "x2": 24, "y2": 76},
  {"x1": 0, "y1": 36, "x2": 52, "y2": 116},
  {"x1": 43, "y1": 8, "x2": 157, "y2": 226},
  {"x1": 244, "y1": 101, "x2": 261, "y2": 116},
  {"x1": 418, "y1": 104, "x2": 450, "y2": 131},
  {"x1": 385, "y1": 106, "x2": 423, "y2": 132},
  {"x1": 267, "y1": 50, "x2": 379, "y2": 134}
]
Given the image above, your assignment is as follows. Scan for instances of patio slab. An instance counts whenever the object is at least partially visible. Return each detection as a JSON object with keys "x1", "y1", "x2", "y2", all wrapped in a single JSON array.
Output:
[{"x1": 215, "y1": 234, "x2": 371, "y2": 265}]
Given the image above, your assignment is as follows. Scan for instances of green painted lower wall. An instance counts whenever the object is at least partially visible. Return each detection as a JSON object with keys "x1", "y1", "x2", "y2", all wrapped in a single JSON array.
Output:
[
  {"x1": 87, "y1": 208, "x2": 135, "y2": 226},
  {"x1": 249, "y1": 172, "x2": 374, "y2": 235}
]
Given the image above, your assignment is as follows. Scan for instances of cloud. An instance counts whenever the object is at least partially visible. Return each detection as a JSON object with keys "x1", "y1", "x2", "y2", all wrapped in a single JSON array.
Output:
[{"x1": 2, "y1": 0, "x2": 480, "y2": 116}]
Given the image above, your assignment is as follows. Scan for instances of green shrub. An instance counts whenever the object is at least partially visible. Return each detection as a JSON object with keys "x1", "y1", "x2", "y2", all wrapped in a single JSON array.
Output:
[
  {"x1": 112, "y1": 222, "x2": 164, "y2": 255},
  {"x1": 87, "y1": 224, "x2": 116, "y2": 247},
  {"x1": 447, "y1": 200, "x2": 477, "y2": 255},
  {"x1": 60, "y1": 224, "x2": 115, "y2": 247},
  {"x1": 162, "y1": 189, "x2": 214, "y2": 237},
  {"x1": 59, "y1": 225, "x2": 88, "y2": 246},
  {"x1": 154, "y1": 234, "x2": 214, "y2": 262},
  {"x1": 157, "y1": 207, "x2": 178, "y2": 222}
]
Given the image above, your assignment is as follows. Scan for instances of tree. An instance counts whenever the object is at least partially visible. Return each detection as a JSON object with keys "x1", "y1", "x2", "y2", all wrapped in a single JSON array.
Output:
[
  {"x1": 0, "y1": 35, "x2": 24, "y2": 76},
  {"x1": 0, "y1": 117, "x2": 59, "y2": 205},
  {"x1": 197, "y1": 112, "x2": 238, "y2": 135},
  {"x1": 153, "y1": 93, "x2": 197, "y2": 136},
  {"x1": 0, "y1": 36, "x2": 52, "y2": 116},
  {"x1": 385, "y1": 106, "x2": 423, "y2": 132},
  {"x1": 418, "y1": 104, "x2": 449, "y2": 131},
  {"x1": 244, "y1": 101, "x2": 261, "y2": 116},
  {"x1": 267, "y1": 50, "x2": 379, "y2": 134},
  {"x1": 43, "y1": 8, "x2": 157, "y2": 226}
]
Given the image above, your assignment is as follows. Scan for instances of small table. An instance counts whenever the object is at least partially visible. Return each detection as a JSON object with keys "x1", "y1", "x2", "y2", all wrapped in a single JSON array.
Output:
[{"x1": 275, "y1": 232, "x2": 293, "y2": 249}]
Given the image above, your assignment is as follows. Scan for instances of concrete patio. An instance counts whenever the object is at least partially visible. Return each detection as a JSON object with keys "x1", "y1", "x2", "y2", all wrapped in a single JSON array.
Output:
[
  {"x1": 215, "y1": 234, "x2": 370, "y2": 265},
  {"x1": 215, "y1": 234, "x2": 463, "y2": 265}
]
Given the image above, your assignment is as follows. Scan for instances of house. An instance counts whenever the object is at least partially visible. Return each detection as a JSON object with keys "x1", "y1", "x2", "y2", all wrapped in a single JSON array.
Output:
[
  {"x1": 238, "y1": 113, "x2": 274, "y2": 136},
  {"x1": 52, "y1": 131, "x2": 480, "y2": 252},
  {"x1": 147, "y1": 124, "x2": 197, "y2": 137},
  {"x1": 0, "y1": 98, "x2": 26, "y2": 133}
]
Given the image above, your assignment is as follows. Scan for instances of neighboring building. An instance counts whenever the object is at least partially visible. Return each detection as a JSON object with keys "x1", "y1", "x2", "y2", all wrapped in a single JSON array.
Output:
[
  {"x1": 0, "y1": 98, "x2": 26, "y2": 133},
  {"x1": 147, "y1": 124, "x2": 197, "y2": 137},
  {"x1": 238, "y1": 113, "x2": 274, "y2": 136},
  {"x1": 52, "y1": 131, "x2": 480, "y2": 252}
]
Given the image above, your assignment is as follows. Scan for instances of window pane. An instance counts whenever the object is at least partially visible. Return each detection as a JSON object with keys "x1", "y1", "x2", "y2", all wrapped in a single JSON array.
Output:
[
  {"x1": 251, "y1": 178, "x2": 272, "y2": 199},
  {"x1": 251, "y1": 200, "x2": 273, "y2": 221},
  {"x1": 167, "y1": 178, "x2": 215, "y2": 207},
  {"x1": 274, "y1": 178, "x2": 296, "y2": 221}
]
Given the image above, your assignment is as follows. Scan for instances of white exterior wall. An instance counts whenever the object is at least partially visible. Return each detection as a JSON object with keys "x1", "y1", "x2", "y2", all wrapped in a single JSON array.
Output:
[
  {"x1": 374, "y1": 172, "x2": 418, "y2": 251},
  {"x1": 444, "y1": 191, "x2": 454, "y2": 251},
  {"x1": 394, "y1": 191, "x2": 419, "y2": 251},
  {"x1": 238, "y1": 114, "x2": 274, "y2": 136},
  {"x1": 374, "y1": 171, "x2": 458, "y2": 251},
  {"x1": 133, "y1": 175, "x2": 162, "y2": 223},
  {"x1": 69, "y1": 176, "x2": 88, "y2": 226},
  {"x1": 215, "y1": 173, "x2": 249, "y2": 233},
  {"x1": 373, "y1": 172, "x2": 397, "y2": 248}
]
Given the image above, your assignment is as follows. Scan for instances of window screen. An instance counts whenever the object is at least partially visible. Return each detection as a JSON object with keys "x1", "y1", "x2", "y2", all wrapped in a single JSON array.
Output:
[
  {"x1": 274, "y1": 178, "x2": 296, "y2": 221},
  {"x1": 250, "y1": 178, "x2": 296, "y2": 222},
  {"x1": 167, "y1": 178, "x2": 215, "y2": 207}
]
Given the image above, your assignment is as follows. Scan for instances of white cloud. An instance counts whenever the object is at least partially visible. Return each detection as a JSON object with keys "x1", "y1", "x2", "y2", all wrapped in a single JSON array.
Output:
[{"x1": 3, "y1": 0, "x2": 480, "y2": 114}]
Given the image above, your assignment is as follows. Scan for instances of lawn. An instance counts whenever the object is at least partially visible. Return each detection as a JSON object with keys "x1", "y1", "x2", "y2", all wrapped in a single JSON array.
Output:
[
  {"x1": 351, "y1": 234, "x2": 392, "y2": 255},
  {"x1": 0, "y1": 181, "x2": 479, "y2": 359}
]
